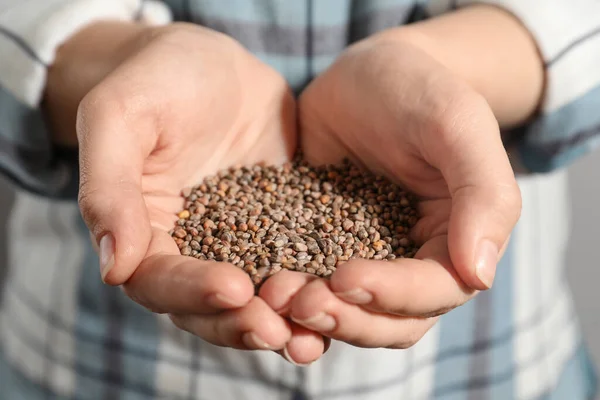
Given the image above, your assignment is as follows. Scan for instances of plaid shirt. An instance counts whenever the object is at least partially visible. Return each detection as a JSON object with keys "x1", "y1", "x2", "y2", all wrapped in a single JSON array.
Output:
[{"x1": 1, "y1": 1, "x2": 600, "y2": 399}]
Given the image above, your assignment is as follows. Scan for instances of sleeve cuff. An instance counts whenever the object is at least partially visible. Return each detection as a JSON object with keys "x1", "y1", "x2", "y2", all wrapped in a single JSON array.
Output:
[
  {"x1": 426, "y1": 0, "x2": 600, "y2": 174},
  {"x1": 425, "y1": 0, "x2": 600, "y2": 113},
  {"x1": 0, "y1": 0, "x2": 172, "y2": 107}
]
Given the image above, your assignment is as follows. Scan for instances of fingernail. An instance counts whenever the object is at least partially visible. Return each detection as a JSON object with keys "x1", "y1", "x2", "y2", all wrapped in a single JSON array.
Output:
[
  {"x1": 475, "y1": 239, "x2": 498, "y2": 289},
  {"x1": 282, "y1": 346, "x2": 312, "y2": 367},
  {"x1": 242, "y1": 332, "x2": 273, "y2": 350},
  {"x1": 334, "y1": 288, "x2": 373, "y2": 304},
  {"x1": 206, "y1": 293, "x2": 244, "y2": 308},
  {"x1": 99, "y1": 234, "x2": 115, "y2": 282},
  {"x1": 291, "y1": 313, "x2": 336, "y2": 332}
]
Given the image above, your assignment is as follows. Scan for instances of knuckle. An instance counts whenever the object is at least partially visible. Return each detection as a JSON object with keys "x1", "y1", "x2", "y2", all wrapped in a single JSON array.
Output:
[
  {"x1": 123, "y1": 282, "x2": 166, "y2": 314},
  {"x1": 490, "y1": 182, "x2": 523, "y2": 226},
  {"x1": 428, "y1": 88, "x2": 496, "y2": 146},
  {"x1": 504, "y1": 185, "x2": 523, "y2": 221},
  {"x1": 77, "y1": 174, "x2": 141, "y2": 239},
  {"x1": 78, "y1": 80, "x2": 155, "y2": 138},
  {"x1": 77, "y1": 88, "x2": 124, "y2": 134},
  {"x1": 77, "y1": 182, "x2": 105, "y2": 236}
]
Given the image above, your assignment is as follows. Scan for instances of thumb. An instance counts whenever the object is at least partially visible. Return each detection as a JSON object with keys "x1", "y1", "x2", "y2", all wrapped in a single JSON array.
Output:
[
  {"x1": 432, "y1": 98, "x2": 522, "y2": 290},
  {"x1": 77, "y1": 91, "x2": 154, "y2": 286}
]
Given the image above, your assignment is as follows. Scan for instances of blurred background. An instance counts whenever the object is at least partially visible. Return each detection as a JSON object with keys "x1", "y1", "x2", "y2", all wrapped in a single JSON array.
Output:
[
  {"x1": 566, "y1": 152, "x2": 600, "y2": 397},
  {"x1": 0, "y1": 153, "x2": 599, "y2": 397}
]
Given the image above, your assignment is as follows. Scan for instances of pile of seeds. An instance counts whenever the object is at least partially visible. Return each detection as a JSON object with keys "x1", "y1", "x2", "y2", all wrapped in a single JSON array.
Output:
[{"x1": 170, "y1": 156, "x2": 420, "y2": 286}]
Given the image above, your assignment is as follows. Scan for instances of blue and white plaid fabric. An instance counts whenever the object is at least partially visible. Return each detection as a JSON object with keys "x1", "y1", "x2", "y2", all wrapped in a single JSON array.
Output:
[{"x1": 1, "y1": 1, "x2": 599, "y2": 398}]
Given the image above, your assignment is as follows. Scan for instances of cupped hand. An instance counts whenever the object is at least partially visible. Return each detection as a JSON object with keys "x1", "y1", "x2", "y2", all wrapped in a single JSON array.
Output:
[
  {"x1": 76, "y1": 23, "x2": 325, "y2": 359},
  {"x1": 260, "y1": 34, "x2": 521, "y2": 349}
]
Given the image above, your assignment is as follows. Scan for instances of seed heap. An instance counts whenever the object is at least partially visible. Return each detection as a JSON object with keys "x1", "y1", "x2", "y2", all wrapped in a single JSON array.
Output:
[{"x1": 170, "y1": 157, "x2": 420, "y2": 287}]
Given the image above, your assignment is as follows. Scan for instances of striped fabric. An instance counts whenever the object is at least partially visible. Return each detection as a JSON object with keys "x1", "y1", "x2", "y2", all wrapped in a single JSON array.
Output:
[{"x1": 0, "y1": 1, "x2": 599, "y2": 399}]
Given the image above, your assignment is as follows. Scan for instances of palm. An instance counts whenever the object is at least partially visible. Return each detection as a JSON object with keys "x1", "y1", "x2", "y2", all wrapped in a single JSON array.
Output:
[
  {"x1": 140, "y1": 104, "x2": 296, "y2": 234},
  {"x1": 99, "y1": 29, "x2": 298, "y2": 236},
  {"x1": 297, "y1": 45, "x2": 458, "y2": 250},
  {"x1": 296, "y1": 39, "x2": 511, "y2": 284}
]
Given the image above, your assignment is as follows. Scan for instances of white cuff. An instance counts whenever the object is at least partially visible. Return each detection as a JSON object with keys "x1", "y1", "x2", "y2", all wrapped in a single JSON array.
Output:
[
  {"x1": 0, "y1": 0, "x2": 172, "y2": 106},
  {"x1": 426, "y1": 0, "x2": 600, "y2": 111}
]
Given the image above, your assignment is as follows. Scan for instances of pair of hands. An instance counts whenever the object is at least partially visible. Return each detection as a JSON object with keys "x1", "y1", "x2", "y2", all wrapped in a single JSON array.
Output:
[{"x1": 71, "y1": 23, "x2": 521, "y2": 365}]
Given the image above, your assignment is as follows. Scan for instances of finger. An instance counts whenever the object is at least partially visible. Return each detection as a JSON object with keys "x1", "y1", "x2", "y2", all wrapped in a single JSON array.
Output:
[
  {"x1": 77, "y1": 86, "x2": 158, "y2": 285},
  {"x1": 123, "y1": 227, "x2": 255, "y2": 314},
  {"x1": 169, "y1": 297, "x2": 291, "y2": 351},
  {"x1": 259, "y1": 271, "x2": 328, "y2": 365},
  {"x1": 411, "y1": 201, "x2": 512, "y2": 261},
  {"x1": 278, "y1": 323, "x2": 326, "y2": 366},
  {"x1": 258, "y1": 270, "x2": 319, "y2": 314},
  {"x1": 424, "y1": 94, "x2": 521, "y2": 290},
  {"x1": 330, "y1": 236, "x2": 475, "y2": 316},
  {"x1": 289, "y1": 279, "x2": 437, "y2": 348}
]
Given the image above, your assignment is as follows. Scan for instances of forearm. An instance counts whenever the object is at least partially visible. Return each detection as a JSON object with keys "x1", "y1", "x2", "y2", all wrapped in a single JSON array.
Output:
[
  {"x1": 43, "y1": 21, "x2": 151, "y2": 147},
  {"x1": 374, "y1": 4, "x2": 545, "y2": 129}
]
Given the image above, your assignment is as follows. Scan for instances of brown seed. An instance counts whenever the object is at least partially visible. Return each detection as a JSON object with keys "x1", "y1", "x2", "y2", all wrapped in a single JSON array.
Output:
[
  {"x1": 379, "y1": 226, "x2": 391, "y2": 236},
  {"x1": 203, "y1": 220, "x2": 216, "y2": 230},
  {"x1": 342, "y1": 219, "x2": 354, "y2": 231},
  {"x1": 325, "y1": 255, "x2": 336, "y2": 267},
  {"x1": 259, "y1": 258, "x2": 270, "y2": 267},
  {"x1": 178, "y1": 210, "x2": 190, "y2": 219},
  {"x1": 283, "y1": 220, "x2": 296, "y2": 229},
  {"x1": 372, "y1": 240, "x2": 385, "y2": 252},
  {"x1": 307, "y1": 241, "x2": 321, "y2": 254},
  {"x1": 173, "y1": 229, "x2": 186, "y2": 239},
  {"x1": 221, "y1": 232, "x2": 234, "y2": 243},
  {"x1": 294, "y1": 242, "x2": 308, "y2": 252},
  {"x1": 171, "y1": 154, "x2": 420, "y2": 285}
]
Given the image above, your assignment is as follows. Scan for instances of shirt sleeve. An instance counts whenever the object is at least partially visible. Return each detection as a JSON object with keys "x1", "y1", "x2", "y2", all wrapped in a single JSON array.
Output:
[
  {"x1": 426, "y1": 0, "x2": 600, "y2": 173},
  {"x1": 0, "y1": 0, "x2": 171, "y2": 198}
]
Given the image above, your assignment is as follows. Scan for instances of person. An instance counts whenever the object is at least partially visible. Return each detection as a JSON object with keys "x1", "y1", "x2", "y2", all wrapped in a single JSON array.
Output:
[{"x1": 0, "y1": 0, "x2": 598, "y2": 398}]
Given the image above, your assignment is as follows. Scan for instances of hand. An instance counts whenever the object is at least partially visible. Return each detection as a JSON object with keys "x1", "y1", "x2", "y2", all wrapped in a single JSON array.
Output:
[
  {"x1": 74, "y1": 22, "x2": 324, "y2": 360},
  {"x1": 260, "y1": 34, "x2": 521, "y2": 349}
]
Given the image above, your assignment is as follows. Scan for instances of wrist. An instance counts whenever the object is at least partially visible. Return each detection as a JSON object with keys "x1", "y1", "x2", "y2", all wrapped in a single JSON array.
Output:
[
  {"x1": 370, "y1": 5, "x2": 545, "y2": 129},
  {"x1": 44, "y1": 21, "x2": 155, "y2": 147}
]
